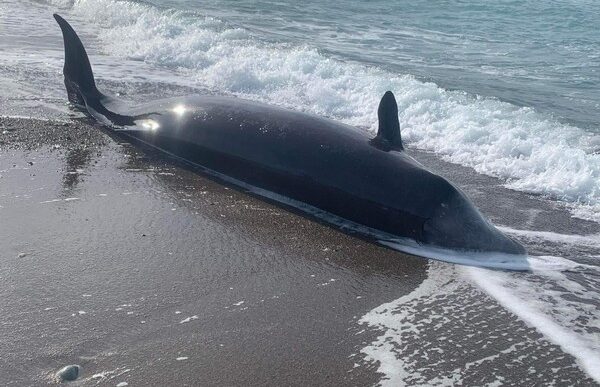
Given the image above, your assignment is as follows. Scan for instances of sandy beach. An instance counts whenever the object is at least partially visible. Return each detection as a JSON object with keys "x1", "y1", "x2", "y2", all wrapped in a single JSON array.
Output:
[{"x1": 1, "y1": 116, "x2": 597, "y2": 385}]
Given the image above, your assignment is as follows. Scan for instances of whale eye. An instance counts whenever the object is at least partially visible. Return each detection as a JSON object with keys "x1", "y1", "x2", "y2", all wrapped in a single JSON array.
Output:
[{"x1": 171, "y1": 104, "x2": 187, "y2": 117}]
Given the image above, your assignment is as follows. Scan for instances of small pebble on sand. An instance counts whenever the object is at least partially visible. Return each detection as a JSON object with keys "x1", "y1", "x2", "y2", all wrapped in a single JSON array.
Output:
[{"x1": 56, "y1": 365, "x2": 80, "y2": 382}]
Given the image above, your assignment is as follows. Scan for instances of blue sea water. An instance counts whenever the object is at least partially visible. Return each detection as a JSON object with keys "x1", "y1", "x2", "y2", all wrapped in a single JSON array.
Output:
[{"x1": 168, "y1": 0, "x2": 600, "y2": 131}]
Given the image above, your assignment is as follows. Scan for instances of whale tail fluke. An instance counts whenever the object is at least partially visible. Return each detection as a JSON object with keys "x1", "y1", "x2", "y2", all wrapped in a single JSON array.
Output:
[
  {"x1": 53, "y1": 14, "x2": 99, "y2": 106},
  {"x1": 375, "y1": 91, "x2": 403, "y2": 150},
  {"x1": 53, "y1": 14, "x2": 137, "y2": 125}
]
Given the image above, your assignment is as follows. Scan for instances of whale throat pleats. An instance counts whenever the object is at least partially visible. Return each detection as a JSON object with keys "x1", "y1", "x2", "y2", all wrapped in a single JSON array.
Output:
[{"x1": 376, "y1": 91, "x2": 403, "y2": 150}]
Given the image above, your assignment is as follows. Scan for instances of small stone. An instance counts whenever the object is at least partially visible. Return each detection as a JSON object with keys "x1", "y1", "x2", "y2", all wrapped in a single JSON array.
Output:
[{"x1": 56, "y1": 365, "x2": 80, "y2": 382}]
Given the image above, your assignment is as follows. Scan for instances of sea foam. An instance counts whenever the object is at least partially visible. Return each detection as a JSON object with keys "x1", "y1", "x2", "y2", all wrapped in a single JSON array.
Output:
[
  {"x1": 361, "y1": 259, "x2": 600, "y2": 384},
  {"x1": 466, "y1": 265, "x2": 600, "y2": 384}
]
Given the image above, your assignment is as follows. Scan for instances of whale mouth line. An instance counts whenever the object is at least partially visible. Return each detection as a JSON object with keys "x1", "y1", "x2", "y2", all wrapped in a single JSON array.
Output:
[{"x1": 380, "y1": 239, "x2": 529, "y2": 270}]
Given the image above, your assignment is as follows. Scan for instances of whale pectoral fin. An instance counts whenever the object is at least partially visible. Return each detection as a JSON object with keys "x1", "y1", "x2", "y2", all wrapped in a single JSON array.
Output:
[{"x1": 374, "y1": 91, "x2": 403, "y2": 151}]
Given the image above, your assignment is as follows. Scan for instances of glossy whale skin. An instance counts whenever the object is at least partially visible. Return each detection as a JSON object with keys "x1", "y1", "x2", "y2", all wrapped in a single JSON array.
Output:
[{"x1": 53, "y1": 14, "x2": 526, "y2": 256}]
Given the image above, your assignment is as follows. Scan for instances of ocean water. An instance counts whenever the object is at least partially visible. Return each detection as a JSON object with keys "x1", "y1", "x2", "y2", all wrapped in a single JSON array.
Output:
[{"x1": 1, "y1": 0, "x2": 600, "y2": 383}]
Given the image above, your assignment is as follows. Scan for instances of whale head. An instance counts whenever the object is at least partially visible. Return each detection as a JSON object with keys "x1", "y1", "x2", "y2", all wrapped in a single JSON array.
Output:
[{"x1": 421, "y1": 184, "x2": 525, "y2": 255}]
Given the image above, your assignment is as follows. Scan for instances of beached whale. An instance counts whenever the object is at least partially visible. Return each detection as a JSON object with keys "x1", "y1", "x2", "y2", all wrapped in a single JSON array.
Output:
[{"x1": 53, "y1": 14, "x2": 525, "y2": 256}]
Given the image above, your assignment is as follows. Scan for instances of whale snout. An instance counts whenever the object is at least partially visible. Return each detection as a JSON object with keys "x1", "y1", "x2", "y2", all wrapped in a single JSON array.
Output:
[{"x1": 422, "y1": 188, "x2": 525, "y2": 255}]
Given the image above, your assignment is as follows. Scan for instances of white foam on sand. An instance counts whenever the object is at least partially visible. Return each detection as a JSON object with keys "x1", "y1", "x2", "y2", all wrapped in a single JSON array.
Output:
[
  {"x1": 179, "y1": 315, "x2": 198, "y2": 324},
  {"x1": 469, "y1": 228, "x2": 600, "y2": 382},
  {"x1": 359, "y1": 262, "x2": 452, "y2": 385},
  {"x1": 360, "y1": 246, "x2": 600, "y2": 384},
  {"x1": 466, "y1": 265, "x2": 600, "y2": 383},
  {"x1": 39, "y1": 197, "x2": 80, "y2": 204}
]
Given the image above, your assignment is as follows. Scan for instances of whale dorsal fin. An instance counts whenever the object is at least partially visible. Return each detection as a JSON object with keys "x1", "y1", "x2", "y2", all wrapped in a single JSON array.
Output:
[{"x1": 375, "y1": 91, "x2": 403, "y2": 150}]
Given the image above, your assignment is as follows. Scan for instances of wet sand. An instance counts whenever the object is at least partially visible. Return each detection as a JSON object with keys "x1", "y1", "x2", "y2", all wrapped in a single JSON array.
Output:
[{"x1": 0, "y1": 117, "x2": 596, "y2": 385}]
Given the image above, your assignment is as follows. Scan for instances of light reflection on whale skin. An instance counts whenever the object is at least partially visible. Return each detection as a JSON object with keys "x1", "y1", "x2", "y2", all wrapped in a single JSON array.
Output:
[{"x1": 171, "y1": 104, "x2": 187, "y2": 117}]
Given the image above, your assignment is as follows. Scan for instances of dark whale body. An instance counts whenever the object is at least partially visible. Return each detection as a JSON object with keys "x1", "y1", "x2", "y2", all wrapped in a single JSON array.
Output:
[{"x1": 53, "y1": 14, "x2": 525, "y2": 256}]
